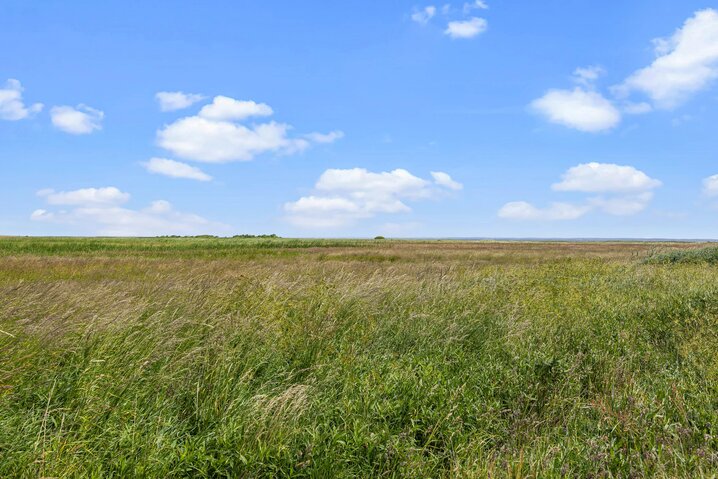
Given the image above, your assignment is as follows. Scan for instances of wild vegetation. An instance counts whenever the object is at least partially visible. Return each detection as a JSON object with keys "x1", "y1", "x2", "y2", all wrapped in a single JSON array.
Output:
[{"x1": 2, "y1": 237, "x2": 718, "y2": 477}]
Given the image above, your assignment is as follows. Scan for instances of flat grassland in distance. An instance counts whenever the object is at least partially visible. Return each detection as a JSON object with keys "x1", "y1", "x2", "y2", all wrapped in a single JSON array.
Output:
[{"x1": 3, "y1": 237, "x2": 718, "y2": 478}]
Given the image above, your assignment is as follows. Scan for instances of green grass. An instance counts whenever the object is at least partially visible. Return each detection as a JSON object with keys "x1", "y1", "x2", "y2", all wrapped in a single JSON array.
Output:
[
  {"x1": 1, "y1": 238, "x2": 718, "y2": 477},
  {"x1": 645, "y1": 244, "x2": 718, "y2": 264}
]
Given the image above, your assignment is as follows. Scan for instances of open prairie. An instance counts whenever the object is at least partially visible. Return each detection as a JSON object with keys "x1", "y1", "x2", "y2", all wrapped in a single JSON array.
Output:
[{"x1": 2, "y1": 237, "x2": 718, "y2": 477}]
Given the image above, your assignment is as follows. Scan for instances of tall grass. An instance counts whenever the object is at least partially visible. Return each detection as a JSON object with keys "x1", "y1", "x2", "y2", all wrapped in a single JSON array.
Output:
[{"x1": 1, "y1": 239, "x2": 718, "y2": 477}]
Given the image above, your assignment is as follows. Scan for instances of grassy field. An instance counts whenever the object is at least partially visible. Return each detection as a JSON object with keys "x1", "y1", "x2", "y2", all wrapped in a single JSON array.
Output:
[{"x1": 2, "y1": 237, "x2": 718, "y2": 477}]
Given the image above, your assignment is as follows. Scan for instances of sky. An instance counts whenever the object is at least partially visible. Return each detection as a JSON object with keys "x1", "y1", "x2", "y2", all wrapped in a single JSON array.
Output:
[{"x1": 2, "y1": 1, "x2": 718, "y2": 238}]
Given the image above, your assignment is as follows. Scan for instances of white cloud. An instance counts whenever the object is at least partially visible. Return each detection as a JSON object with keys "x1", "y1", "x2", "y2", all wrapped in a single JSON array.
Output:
[
  {"x1": 573, "y1": 66, "x2": 605, "y2": 86},
  {"x1": 156, "y1": 96, "x2": 339, "y2": 163},
  {"x1": 157, "y1": 117, "x2": 309, "y2": 163},
  {"x1": 155, "y1": 91, "x2": 205, "y2": 112},
  {"x1": 622, "y1": 102, "x2": 653, "y2": 115},
  {"x1": 198, "y1": 96, "x2": 273, "y2": 121},
  {"x1": 50, "y1": 104, "x2": 104, "y2": 134},
  {"x1": 412, "y1": 6, "x2": 437, "y2": 25},
  {"x1": 142, "y1": 157, "x2": 212, "y2": 181},
  {"x1": 463, "y1": 0, "x2": 488, "y2": 14},
  {"x1": 285, "y1": 168, "x2": 460, "y2": 228},
  {"x1": 531, "y1": 88, "x2": 621, "y2": 132},
  {"x1": 588, "y1": 192, "x2": 654, "y2": 216},
  {"x1": 618, "y1": 9, "x2": 718, "y2": 109},
  {"x1": 498, "y1": 201, "x2": 590, "y2": 221},
  {"x1": 32, "y1": 188, "x2": 226, "y2": 236},
  {"x1": 0, "y1": 79, "x2": 43, "y2": 120},
  {"x1": 431, "y1": 171, "x2": 463, "y2": 190},
  {"x1": 304, "y1": 130, "x2": 345, "y2": 144},
  {"x1": 703, "y1": 174, "x2": 718, "y2": 197},
  {"x1": 551, "y1": 162, "x2": 662, "y2": 193},
  {"x1": 38, "y1": 187, "x2": 130, "y2": 206},
  {"x1": 500, "y1": 163, "x2": 661, "y2": 221},
  {"x1": 445, "y1": 17, "x2": 487, "y2": 39}
]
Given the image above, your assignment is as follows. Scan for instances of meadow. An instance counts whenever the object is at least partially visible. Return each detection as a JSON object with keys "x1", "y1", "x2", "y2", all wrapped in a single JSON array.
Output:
[{"x1": 2, "y1": 237, "x2": 718, "y2": 477}]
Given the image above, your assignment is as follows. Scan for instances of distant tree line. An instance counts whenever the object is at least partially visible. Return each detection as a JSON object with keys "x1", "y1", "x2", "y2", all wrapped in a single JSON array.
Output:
[{"x1": 157, "y1": 234, "x2": 280, "y2": 239}]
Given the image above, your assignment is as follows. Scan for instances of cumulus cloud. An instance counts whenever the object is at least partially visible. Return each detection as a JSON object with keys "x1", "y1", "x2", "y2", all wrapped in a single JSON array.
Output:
[
  {"x1": 551, "y1": 162, "x2": 662, "y2": 193},
  {"x1": 0, "y1": 79, "x2": 43, "y2": 120},
  {"x1": 617, "y1": 9, "x2": 718, "y2": 109},
  {"x1": 498, "y1": 201, "x2": 590, "y2": 221},
  {"x1": 50, "y1": 104, "x2": 104, "y2": 134},
  {"x1": 198, "y1": 96, "x2": 273, "y2": 121},
  {"x1": 31, "y1": 187, "x2": 226, "y2": 236},
  {"x1": 155, "y1": 91, "x2": 205, "y2": 111},
  {"x1": 622, "y1": 102, "x2": 653, "y2": 115},
  {"x1": 284, "y1": 168, "x2": 461, "y2": 228},
  {"x1": 142, "y1": 157, "x2": 212, "y2": 181},
  {"x1": 304, "y1": 130, "x2": 345, "y2": 144},
  {"x1": 38, "y1": 186, "x2": 130, "y2": 206},
  {"x1": 499, "y1": 163, "x2": 661, "y2": 221},
  {"x1": 588, "y1": 193, "x2": 655, "y2": 216},
  {"x1": 531, "y1": 88, "x2": 621, "y2": 132},
  {"x1": 445, "y1": 17, "x2": 487, "y2": 38},
  {"x1": 156, "y1": 96, "x2": 339, "y2": 163},
  {"x1": 158, "y1": 117, "x2": 308, "y2": 163},
  {"x1": 702, "y1": 174, "x2": 718, "y2": 197},
  {"x1": 573, "y1": 66, "x2": 605, "y2": 86},
  {"x1": 431, "y1": 171, "x2": 463, "y2": 190},
  {"x1": 463, "y1": 0, "x2": 488, "y2": 13},
  {"x1": 412, "y1": 6, "x2": 437, "y2": 25}
]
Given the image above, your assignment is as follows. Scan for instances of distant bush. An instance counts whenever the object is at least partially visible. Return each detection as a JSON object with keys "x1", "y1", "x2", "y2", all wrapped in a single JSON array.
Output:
[
  {"x1": 374, "y1": 236, "x2": 386, "y2": 240},
  {"x1": 232, "y1": 234, "x2": 279, "y2": 238},
  {"x1": 644, "y1": 245, "x2": 718, "y2": 264}
]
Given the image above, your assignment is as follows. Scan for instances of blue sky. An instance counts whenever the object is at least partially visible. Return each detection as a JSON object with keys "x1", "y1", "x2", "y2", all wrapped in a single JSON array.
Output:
[{"x1": 2, "y1": 0, "x2": 718, "y2": 238}]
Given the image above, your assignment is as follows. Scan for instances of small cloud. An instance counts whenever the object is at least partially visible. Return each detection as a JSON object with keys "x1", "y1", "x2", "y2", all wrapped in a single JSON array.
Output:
[
  {"x1": 156, "y1": 96, "x2": 333, "y2": 163},
  {"x1": 155, "y1": 91, "x2": 205, "y2": 112},
  {"x1": 498, "y1": 201, "x2": 589, "y2": 221},
  {"x1": 285, "y1": 168, "x2": 461, "y2": 229},
  {"x1": 572, "y1": 65, "x2": 605, "y2": 86},
  {"x1": 551, "y1": 162, "x2": 661, "y2": 193},
  {"x1": 50, "y1": 104, "x2": 104, "y2": 134},
  {"x1": 304, "y1": 130, "x2": 345, "y2": 144},
  {"x1": 500, "y1": 162, "x2": 661, "y2": 221},
  {"x1": 38, "y1": 187, "x2": 130, "y2": 206},
  {"x1": 530, "y1": 87, "x2": 621, "y2": 132},
  {"x1": 0, "y1": 79, "x2": 43, "y2": 121},
  {"x1": 702, "y1": 174, "x2": 718, "y2": 197},
  {"x1": 445, "y1": 17, "x2": 488, "y2": 39},
  {"x1": 142, "y1": 157, "x2": 212, "y2": 181},
  {"x1": 412, "y1": 6, "x2": 437, "y2": 25},
  {"x1": 463, "y1": 0, "x2": 488, "y2": 14},
  {"x1": 622, "y1": 102, "x2": 653, "y2": 115},
  {"x1": 588, "y1": 192, "x2": 654, "y2": 216},
  {"x1": 198, "y1": 96, "x2": 273, "y2": 121},
  {"x1": 430, "y1": 171, "x2": 463, "y2": 190},
  {"x1": 32, "y1": 187, "x2": 227, "y2": 236}
]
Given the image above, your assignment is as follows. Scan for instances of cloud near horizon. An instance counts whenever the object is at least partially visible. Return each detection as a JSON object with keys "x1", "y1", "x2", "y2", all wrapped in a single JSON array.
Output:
[
  {"x1": 31, "y1": 186, "x2": 226, "y2": 236},
  {"x1": 285, "y1": 168, "x2": 462, "y2": 228},
  {"x1": 499, "y1": 162, "x2": 661, "y2": 221}
]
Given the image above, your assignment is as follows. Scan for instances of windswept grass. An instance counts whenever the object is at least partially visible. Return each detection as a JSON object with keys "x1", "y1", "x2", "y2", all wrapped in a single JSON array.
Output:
[
  {"x1": 644, "y1": 244, "x2": 718, "y2": 265},
  {"x1": 1, "y1": 238, "x2": 718, "y2": 477}
]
